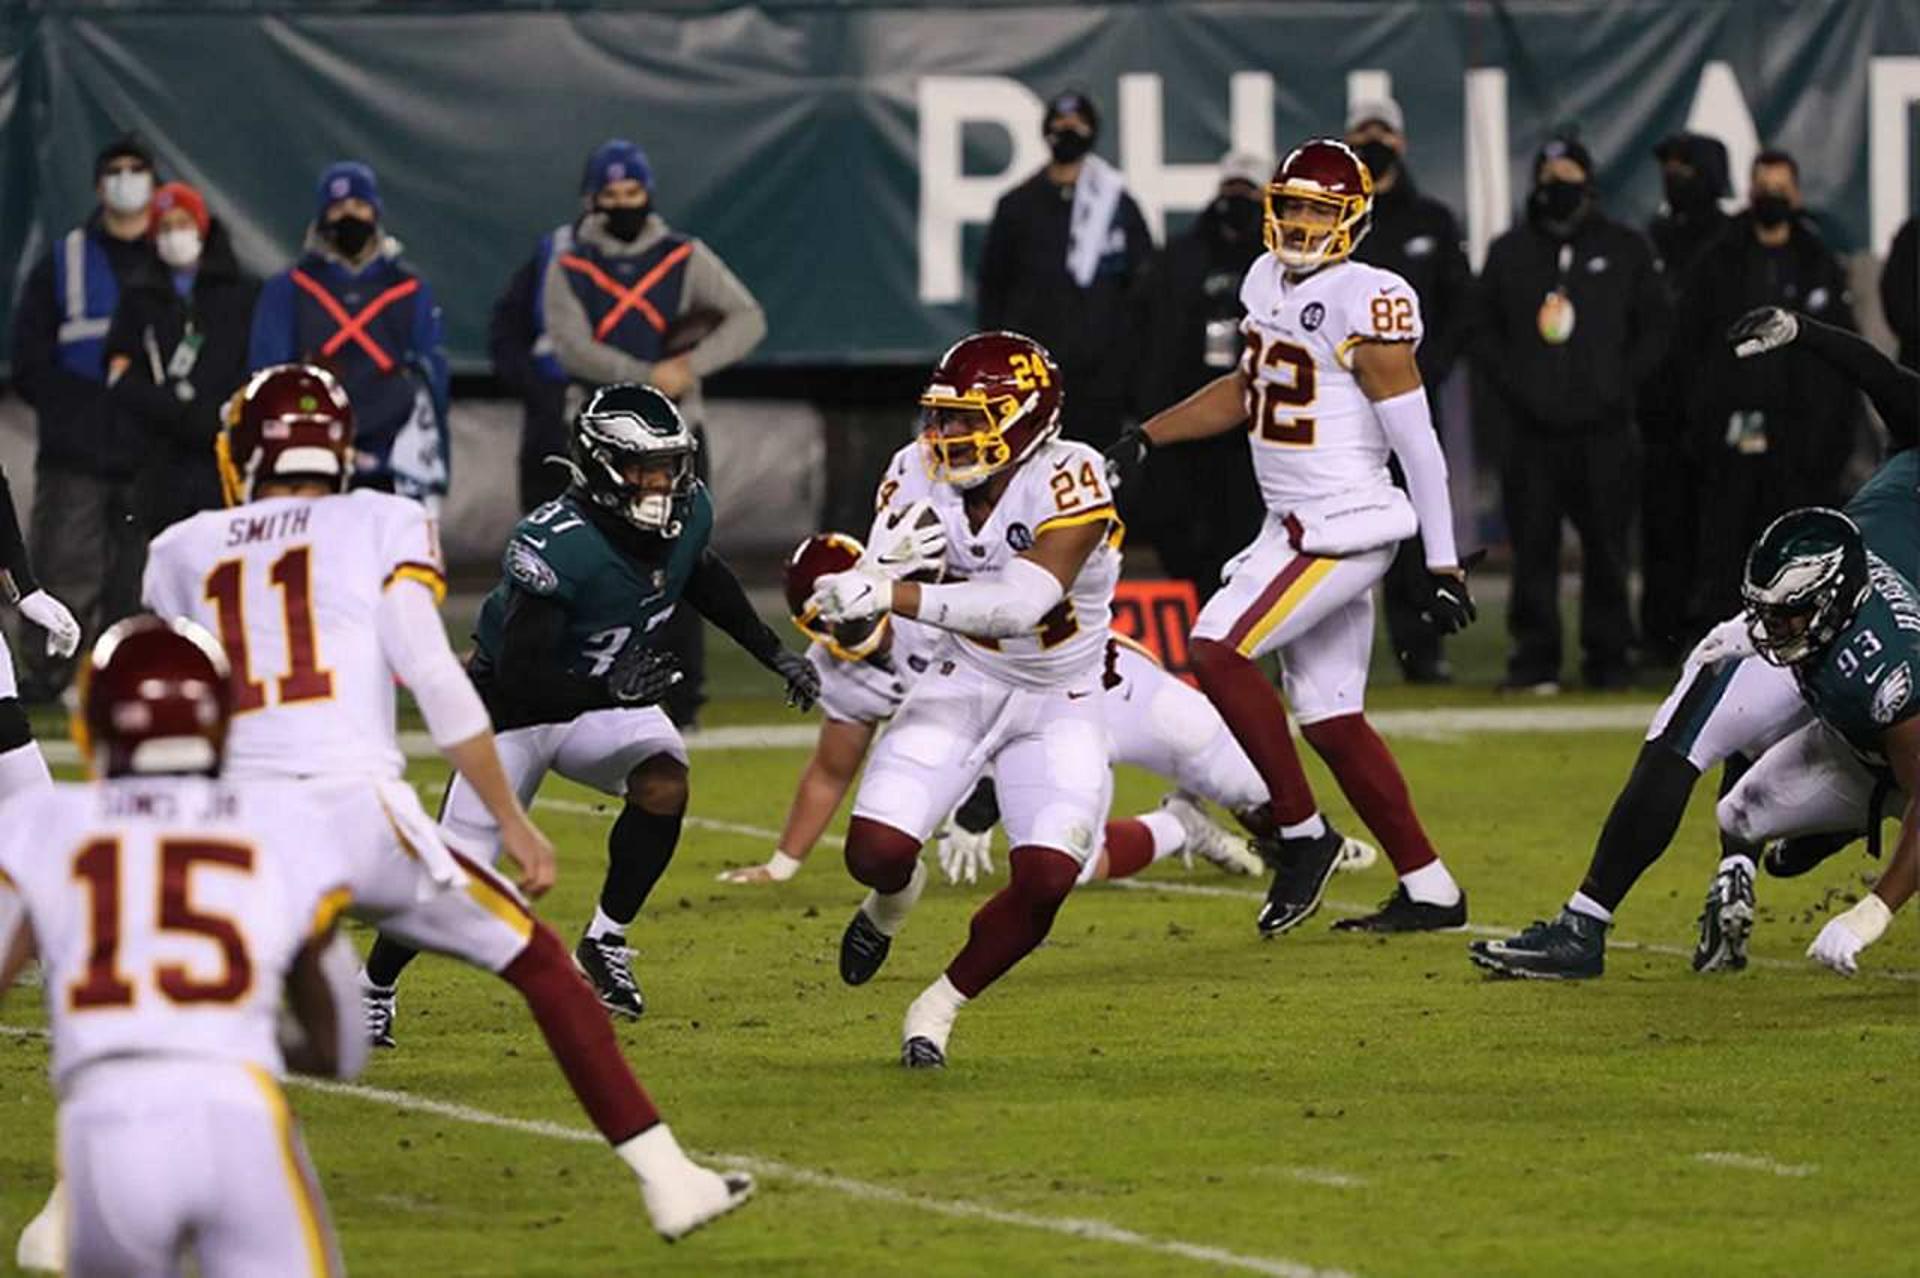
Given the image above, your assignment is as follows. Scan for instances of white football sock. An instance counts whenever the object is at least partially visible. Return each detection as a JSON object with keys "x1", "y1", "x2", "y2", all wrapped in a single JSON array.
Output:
[
  {"x1": 0, "y1": 742, "x2": 51, "y2": 805},
  {"x1": 616, "y1": 1123, "x2": 691, "y2": 1184},
  {"x1": 1400, "y1": 858, "x2": 1462, "y2": 907},
  {"x1": 1279, "y1": 812, "x2": 1328, "y2": 841},
  {"x1": 861, "y1": 859, "x2": 927, "y2": 937},
  {"x1": 586, "y1": 907, "x2": 628, "y2": 942},
  {"x1": 902, "y1": 974, "x2": 968, "y2": 1052},
  {"x1": 1567, "y1": 891, "x2": 1613, "y2": 924},
  {"x1": 359, "y1": 968, "x2": 394, "y2": 995},
  {"x1": 1137, "y1": 810, "x2": 1187, "y2": 861}
]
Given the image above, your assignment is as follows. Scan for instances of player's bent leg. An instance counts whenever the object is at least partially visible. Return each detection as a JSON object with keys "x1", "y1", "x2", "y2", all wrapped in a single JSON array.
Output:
[
  {"x1": 840, "y1": 817, "x2": 926, "y2": 986},
  {"x1": 1088, "y1": 809, "x2": 1188, "y2": 882},
  {"x1": 904, "y1": 845, "x2": 1083, "y2": 1068},
  {"x1": 568, "y1": 754, "x2": 689, "y2": 1020}
]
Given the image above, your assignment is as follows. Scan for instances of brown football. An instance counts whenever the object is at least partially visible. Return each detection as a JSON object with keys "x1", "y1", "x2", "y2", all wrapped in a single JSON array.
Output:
[{"x1": 662, "y1": 307, "x2": 725, "y2": 356}]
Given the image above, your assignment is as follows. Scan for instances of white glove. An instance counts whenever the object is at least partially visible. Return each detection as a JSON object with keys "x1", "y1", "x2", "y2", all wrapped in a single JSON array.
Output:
[
  {"x1": 1688, "y1": 615, "x2": 1757, "y2": 667},
  {"x1": 1730, "y1": 306, "x2": 1799, "y2": 359},
  {"x1": 809, "y1": 566, "x2": 891, "y2": 625},
  {"x1": 18, "y1": 590, "x2": 80, "y2": 658},
  {"x1": 866, "y1": 499, "x2": 948, "y2": 580},
  {"x1": 1807, "y1": 895, "x2": 1892, "y2": 976},
  {"x1": 937, "y1": 824, "x2": 994, "y2": 885},
  {"x1": 717, "y1": 850, "x2": 804, "y2": 885}
]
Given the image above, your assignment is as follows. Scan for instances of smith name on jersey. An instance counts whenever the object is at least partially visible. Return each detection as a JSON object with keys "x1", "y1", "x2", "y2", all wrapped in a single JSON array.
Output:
[
  {"x1": 1237, "y1": 254, "x2": 1423, "y2": 513},
  {"x1": 870, "y1": 437, "x2": 1122, "y2": 690}
]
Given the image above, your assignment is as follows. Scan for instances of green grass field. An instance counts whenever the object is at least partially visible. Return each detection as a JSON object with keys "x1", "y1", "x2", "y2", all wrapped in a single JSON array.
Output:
[{"x1": 3, "y1": 609, "x2": 1916, "y2": 1277}]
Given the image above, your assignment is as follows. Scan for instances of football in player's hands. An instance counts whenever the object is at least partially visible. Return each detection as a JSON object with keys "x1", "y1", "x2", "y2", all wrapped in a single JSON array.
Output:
[
  {"x1": 868, "y1": 499, "x2": 947, "y2": 582},
  {"x1": 608, "y1": 646, "x2": 683, "y2": 706},
  {"x1": 1729, "y1": 306, "x2": 1798, "y2": 359},
  {"x1": 810, "y1": 566, "x2": 891, "y2": 625}
]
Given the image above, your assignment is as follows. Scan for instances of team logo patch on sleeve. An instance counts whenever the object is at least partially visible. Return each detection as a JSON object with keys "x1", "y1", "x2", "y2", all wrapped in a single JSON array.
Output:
[
  {"x1": 506, "y1": 540, "x2": 560, "y2": 595},
  {"x1": 1870, "y1": 663, "x2": 1913, "y2": 725}
]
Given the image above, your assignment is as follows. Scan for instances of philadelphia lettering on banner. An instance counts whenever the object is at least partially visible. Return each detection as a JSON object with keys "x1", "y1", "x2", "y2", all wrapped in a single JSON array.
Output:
[{"x1": 3, "y1": 0, "x2": 1916, "y2": 368}]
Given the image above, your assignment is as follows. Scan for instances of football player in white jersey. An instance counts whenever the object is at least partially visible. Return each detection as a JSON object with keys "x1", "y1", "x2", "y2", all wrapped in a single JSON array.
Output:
[
  {"x1": 0, "y1": 463, "x2": 80, "y2": 804},
  {"x1": 804, "y1": 332, "x2": 1130, "y2": 1067},
  {"x1": 134, "y1": 365, "x2": 750, "y2": 1240},
  {"x1": 0, "y1": 617, "x2": 365, "y2": 1276},
  {"x1": 1110, "y1": 139, "x2": 1475, "y2": 939},
  {"x1": 721, "y1": 531, "x2": 1278, "y2": 887}
]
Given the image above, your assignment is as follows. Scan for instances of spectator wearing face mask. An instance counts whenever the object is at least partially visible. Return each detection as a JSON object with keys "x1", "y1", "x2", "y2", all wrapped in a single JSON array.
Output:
[
  {"x1": 1344, "y1": 97, "x2": 1472, "y2": 684},
  {"x1": 1635, "y1": 132, "x2": 1733, "y2": 665},
  {"x1": 977, "y1": 89, "x2": 1155, "y2": 450},
  {"x1": 103, "y1": 182, "x2": 259, "y2": 533},
  {"x1": 1470, "y1": 135, "x2": 1670, "y2": 693},
  {"x1": 1130, "y1": 152, "x2": 1270, "y2": 593},
  {"x1": 6, "y1": 135, "x2": 161, "y2": 699},
  {"x1": 249, "y1": 161, "x2": 450, "y2": 507},
  {"x1": 1677, "y1": 148, "x2": 1858, "y2": 626},
  {"x1": 541, "y1": 138, "x2": 768, "y2": 727}
]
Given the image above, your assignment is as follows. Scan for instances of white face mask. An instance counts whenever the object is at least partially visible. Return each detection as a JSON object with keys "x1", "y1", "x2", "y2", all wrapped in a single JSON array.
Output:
[
  {"x1": 102, "y1": 170, "x2": 153, "y2": 215},
  {"x1": 156, "y1": 227, "x2": 202, "y2": 270}
]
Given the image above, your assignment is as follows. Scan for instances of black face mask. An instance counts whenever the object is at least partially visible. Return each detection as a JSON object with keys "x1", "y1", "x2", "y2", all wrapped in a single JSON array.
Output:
[
  {"x1": 1751, "y1": 194, "x2": 1793, "y2": 229},
  {"x1": 600, "y1": 204, "x2": 649, "y2": 243},
  {"x1": 325, "y1": 215, "x2": 376, "y2": 258},
  {"x1": 1047, "y1": 128, "x2": 1094, "y2": 165},
  {"x1": 1662, "y1": 170, "x2": 1712, "y2": 212},
  {"x1": 1355, "y1": 140, "x2": 1399, "y2": 185},
  {"x1": 1528, "y1": 180, "x2": 1589, "y2": 236},
  {"x1": 1211, "y1": 193, "x2": 1263, "y2": 245}
]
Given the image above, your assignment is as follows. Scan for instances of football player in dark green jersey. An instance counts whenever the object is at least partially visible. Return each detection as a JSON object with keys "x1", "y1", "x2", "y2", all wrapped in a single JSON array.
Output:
[{"x1": 362, "y1": 385, "x2": 818, "y2": 1035}]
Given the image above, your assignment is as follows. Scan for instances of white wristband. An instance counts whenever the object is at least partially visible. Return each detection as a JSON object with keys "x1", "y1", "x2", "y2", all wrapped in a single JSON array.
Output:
[
  {"x1": 765, "y1": 850, "x2": 805, "y2": 882},
  {"x1": 1841, "y1": 894, "x2": 1893, "y2": 946}
]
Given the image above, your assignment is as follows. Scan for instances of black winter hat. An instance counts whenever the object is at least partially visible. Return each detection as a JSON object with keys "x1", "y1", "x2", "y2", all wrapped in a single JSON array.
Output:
[{"x1": 1043, "y1": 90, "x2": 1101, "y2": 140}]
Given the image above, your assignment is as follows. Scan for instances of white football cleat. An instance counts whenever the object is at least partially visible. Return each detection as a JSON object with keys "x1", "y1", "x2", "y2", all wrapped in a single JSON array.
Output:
[
  {"x1": 623, "y1": 1125, "x2": 756, "y2": 1242},
  {"x1": 16, "y1": 1183, "x2": 65, "y2": 1273},
  {"x1": 1336, "y1": 837, "x2": 1379, "y2": 874},
  {"x1": 1160, "y1": 792, "x2": 1262, "y2": 876}
]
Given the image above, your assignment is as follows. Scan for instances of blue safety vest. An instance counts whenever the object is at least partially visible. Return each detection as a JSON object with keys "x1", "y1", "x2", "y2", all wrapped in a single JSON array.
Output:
[
  {"x1": 49, "y1": 228, "x2": 119, "y2": 381},
  {"x1": 558, "y1": 234, "x2": 693, "y2": 363},
  {"x1": 286, "y1": 255, "x2": 424, "y2": 457}
]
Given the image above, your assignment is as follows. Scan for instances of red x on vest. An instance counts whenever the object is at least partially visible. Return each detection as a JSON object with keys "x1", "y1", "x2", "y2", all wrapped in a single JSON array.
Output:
[
  {"x1": 560, "y1": 242, "x2": 696, "y2": 342},
  {"x1": 289, "y1": 269, "x2": 420, "y2": 373}
]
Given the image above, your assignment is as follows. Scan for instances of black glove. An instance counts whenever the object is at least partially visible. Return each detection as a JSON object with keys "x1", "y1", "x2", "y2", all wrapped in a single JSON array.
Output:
[
  {"x1": 607, "y1": 645, "x2": 683, "y2": 706},
  {"x1": 952, "y1": 776, "x2": 1000, "y2": 836},
  {"x1": 1419, "y1": 570, "x2": 1477, "y2": 637},
  {"x1": 1102, "y1": 426, "x2": 1153, "y2": 493},
  {"x1": 1727, "y1": 306, "x2": 1799, "y2": 359},
  {"x1": 770, "y1": 648, "x2": 820, "y2": 712}
]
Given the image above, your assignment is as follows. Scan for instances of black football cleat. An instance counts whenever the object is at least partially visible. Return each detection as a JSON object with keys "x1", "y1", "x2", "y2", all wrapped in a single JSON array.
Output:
[
  {"x1": 1332, "y1": 885, "x2": 1469, "y2": 934},
  {"x1": 1468, "y1": 908, "x2": 1607, "y2": 979},
  {"x1": 839, "y1": 909, "x2": 892, "y2": 986},
  {"x1": 363, "y1": 983, "x2": 398, "y2": 1049},
  {"x1": 1693, "y1": 860, "x2": 1755, "y2": 973},
  {"x1": 574, "y1": 933, "x2": 646, "y2": 1020},
  {"x1": 901, "y1": 1036, "x2": 947, "y2": 1069},
  {"x1": 1256, "y1": 826, "x2": 1350, "y2": 937}
]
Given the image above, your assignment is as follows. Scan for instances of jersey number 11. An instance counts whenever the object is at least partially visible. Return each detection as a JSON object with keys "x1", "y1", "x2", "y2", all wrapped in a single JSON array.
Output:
[{"x1": 203, "y1": 546, "x2": 335, "y2": 714}]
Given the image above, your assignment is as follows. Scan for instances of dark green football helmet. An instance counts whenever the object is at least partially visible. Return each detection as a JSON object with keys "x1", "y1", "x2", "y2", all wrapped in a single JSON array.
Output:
[
  {"x1": 568, "y1": 383, "x2": 698, "y2": 535},
  {"x1": 1741, "y1": 506, "x2": 1870, "y2": 667}
]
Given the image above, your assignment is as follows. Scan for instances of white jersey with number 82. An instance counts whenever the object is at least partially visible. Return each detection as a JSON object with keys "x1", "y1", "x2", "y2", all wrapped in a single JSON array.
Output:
[
  {"x1": 142, "y1": 490, "x2": 447, "y2": 782},
  {"x1": 869, "y1": 438, "x2": 1122, "y2": 690},
  {"x1": 1237, "y1": 254, "x2": 1424, "y2": 513}
]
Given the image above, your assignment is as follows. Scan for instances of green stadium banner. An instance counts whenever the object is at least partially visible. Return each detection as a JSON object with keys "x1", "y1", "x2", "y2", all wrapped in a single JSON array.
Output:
[{"x1": 3, "y1": 1, "x2": 1917, "y2": 371}]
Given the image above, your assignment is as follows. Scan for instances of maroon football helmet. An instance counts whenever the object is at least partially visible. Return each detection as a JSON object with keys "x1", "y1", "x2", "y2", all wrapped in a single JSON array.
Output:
[
  {"x1": 1265, "y1": 139, "x2": 1373, "y2": 270},
  {"x1": 217, "y1": 363, "x2": 356, "y2": 504},
  {"x1": 79, "y1": 616, "x2": 232, "y2": 778},
  {"x1": 918, "y1": 331, "x2": 1063, "y2": 487},
  {"x1": 785, "y1": 531, "x2": 888, "y2": 661}
]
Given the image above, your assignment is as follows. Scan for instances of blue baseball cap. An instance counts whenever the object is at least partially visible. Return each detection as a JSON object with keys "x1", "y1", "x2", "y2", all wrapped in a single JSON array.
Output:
[
  {"x1": 316, "y1": 161, "x2": 381, "y2": 218},
  {"x1": 581, "y1": 139, "x2": 653, "y2": 196}
]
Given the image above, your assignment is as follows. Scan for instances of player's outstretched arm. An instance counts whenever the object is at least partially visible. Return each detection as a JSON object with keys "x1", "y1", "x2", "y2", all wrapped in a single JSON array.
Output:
[
  {"x1": 722, "y1": 717, "x2": 876, "y2": 884},
  {"x1": 1141, "y1": 371, "x2": 1249, "y2": 446},
  {"x1": 684, "y1": 548, "x2": 819, "y2": 710},
  {"x1": 376, "y1": 579, "x2": 557, "y2": 897},
  {"x1": 887, "y1": 520, "x2": 1105, "y2": 638},
  {"x1": 1809, "y1": 717, "x2": 1920, "y2": 975},
  {"x1": 282, "y1": 923, "x2": 370, "y2": 1080},
  {"x1": 1732, "y1": 308, "x2": 1918, "y2": 452}
]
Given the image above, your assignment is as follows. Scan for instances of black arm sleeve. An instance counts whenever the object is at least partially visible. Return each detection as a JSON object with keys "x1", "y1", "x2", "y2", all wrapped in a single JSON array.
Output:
[
  {"x1": 683, "y1": 548, "x2": 786, "y2": 670},
  {"x1": 1796, "y1": 314, "x2": 1919, "y2": 452},
  {"x1": 0, "y1": 467, "x2": 37, "y2": 596},
  {"x1": 486, "y1": 587, "x2": 616, "y2": 727}
]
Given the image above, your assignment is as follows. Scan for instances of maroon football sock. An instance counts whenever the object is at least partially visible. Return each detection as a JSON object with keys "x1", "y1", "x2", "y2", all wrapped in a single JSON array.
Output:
[
  {"x1": 1101, "y1": 820, "x2": 1156, "y2": 880},
  {"x1": 1301, "y1": 713, "x2": 1437, "y2": 875},
  {"x1": 945, "y1": 846, "x2": 1081, "y2": 997},
  {"x1": 501, "y1": 923, "x2": 660, "y2": 1144},
  {"x1": 1190, "y1": 637, "x2": 1318, "y2": 827},
  {"x1": 844, "y1": 815, "x2": 921, "y2": 894}
]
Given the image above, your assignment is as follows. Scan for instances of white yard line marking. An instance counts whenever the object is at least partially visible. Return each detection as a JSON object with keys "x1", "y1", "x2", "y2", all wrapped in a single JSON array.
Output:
[
  {"x1": 1277, "y1": 1168, "x2": 1368, "y2": 1190},
  {"x1": 1693, "y1": 1151, "x2": 1817, "y2": 1178},
  {"x1": 0, "y1": 1026, "x2": 1345, "y2": 1278}
]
